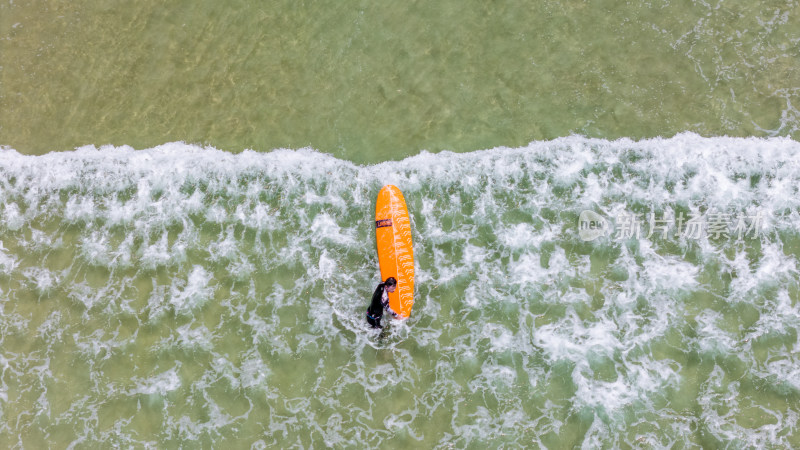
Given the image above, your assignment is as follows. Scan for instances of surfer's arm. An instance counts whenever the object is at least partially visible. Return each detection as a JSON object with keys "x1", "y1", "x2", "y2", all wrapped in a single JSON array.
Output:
[{"x1": 380, "y1": 290, "x2": 398, "y2": 317}]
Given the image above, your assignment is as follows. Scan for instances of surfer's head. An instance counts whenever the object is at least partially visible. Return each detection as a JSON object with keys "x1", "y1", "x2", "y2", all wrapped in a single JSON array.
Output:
[{"x1": 384, "y1": 277, "x2": 397, "y2": 292}]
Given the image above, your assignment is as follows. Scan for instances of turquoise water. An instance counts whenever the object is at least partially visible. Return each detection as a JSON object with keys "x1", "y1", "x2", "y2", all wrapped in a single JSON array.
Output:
[{"x1": 2, "y1": 0, "x2": 800, "y2": 448}]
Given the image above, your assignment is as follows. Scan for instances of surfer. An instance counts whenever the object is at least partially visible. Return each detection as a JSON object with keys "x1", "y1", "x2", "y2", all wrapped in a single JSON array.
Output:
[{"x1": 366, "y1": 277, "x2": 397, "y2": 329}]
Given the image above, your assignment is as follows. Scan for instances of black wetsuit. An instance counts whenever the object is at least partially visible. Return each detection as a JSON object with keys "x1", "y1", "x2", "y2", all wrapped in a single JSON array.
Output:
[{"x1": 366, "y1": 283, "x2": 389, "y2": 328}]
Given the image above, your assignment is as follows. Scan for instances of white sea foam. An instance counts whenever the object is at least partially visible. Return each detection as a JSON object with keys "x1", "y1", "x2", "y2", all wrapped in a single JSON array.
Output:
[
  {"x1": 131, "y1": 366, "x2": 182, "y2": 396},
  {"x1": 160, "y1": 324, "x2": 214, "y2": 352},
  {"x1": 21, "y1": 267, "x2": 59, "y2": 296},
  {"x1": 169, "y1": 265, "x2": 213, "y2": 313},
  {"x1": 0, "y1": 241, "x2": 19, "y2": 275},
  {"x1": 1, "y1": 134, "x2": 799, "y2": 447}
]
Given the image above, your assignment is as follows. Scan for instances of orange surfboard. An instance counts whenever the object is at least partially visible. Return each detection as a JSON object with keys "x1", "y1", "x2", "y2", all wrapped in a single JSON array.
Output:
[{"x1": 375, "y1": 185, "x2": 415, "y2": 319}]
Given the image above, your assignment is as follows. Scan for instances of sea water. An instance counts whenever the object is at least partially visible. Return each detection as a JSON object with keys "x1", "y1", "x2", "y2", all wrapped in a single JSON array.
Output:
[
  {"x1": 1, "y1": 0, "x2": 798, "y2": 161},
  {"x1": 2, "y1": 0, "x2": 800, "y2": 447},
  {"x1": 1, "y1": 135, "x2": 799, "y2": 447}
]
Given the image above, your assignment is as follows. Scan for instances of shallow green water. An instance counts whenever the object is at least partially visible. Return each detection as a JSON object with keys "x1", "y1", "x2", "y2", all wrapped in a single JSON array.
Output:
[
  {"x1": 2, "y1": 0, "x2": 800, "y2": 448},
  {"x1": 1, "y1": 137, "x2": 799, "y2": 447},
  {"x1": 1, "y1": 0, "x2": 798, "y2": 162}
]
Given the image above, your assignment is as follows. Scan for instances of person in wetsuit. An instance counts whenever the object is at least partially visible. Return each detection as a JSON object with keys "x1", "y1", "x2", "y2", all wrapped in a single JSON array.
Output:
[{"x1": 366, "y1": 277, "x2": 397, "y2": 329}]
